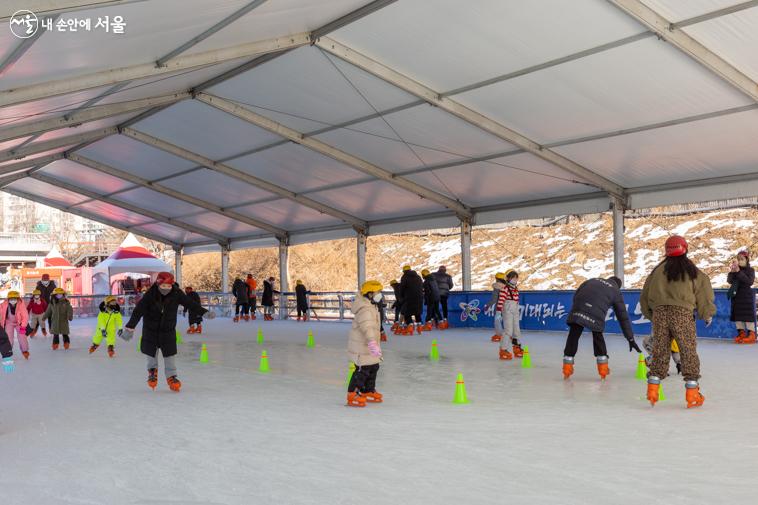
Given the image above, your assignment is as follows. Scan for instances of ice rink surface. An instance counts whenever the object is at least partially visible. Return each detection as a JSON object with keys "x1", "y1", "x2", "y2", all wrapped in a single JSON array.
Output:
[{"x1": 1, "y1": 317, "x2": 755, "y2": 505}]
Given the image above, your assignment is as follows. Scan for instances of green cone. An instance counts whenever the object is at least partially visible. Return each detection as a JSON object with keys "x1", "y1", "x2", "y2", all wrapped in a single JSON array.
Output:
[
  {"x1": 345, "y1": 362, "x2": 356, "y2": 387},
  {"x1": 452, "y1": 373, "x2": 469, "y2": 404},
  {"x1": 429, "y1": 339, "x2": 440, "y2": 361},
  {"x1": 257, "y1": 327, "x2": 264, "y2": 345},
  {"x1": 306, "y1": 329, "x2": 315, "y2": 348},
  {"x1": 199, "y1": 343, "x2": 208, "y2": 363},
  {"x1": 259, "y1": 350, "x2": 270, "y2": 373},
  {"x1": 176, "y1": 329, "x2": 183, "y2": 345},
  {"x1": 659, "y1": 382, "x2": 666, "y2": 401},
  {"x1": 636, "y1": 353, "x2": 647, "y2": 380},
  {"x1": 521, "y1": 345, "x2": 532, "y2": 368}
]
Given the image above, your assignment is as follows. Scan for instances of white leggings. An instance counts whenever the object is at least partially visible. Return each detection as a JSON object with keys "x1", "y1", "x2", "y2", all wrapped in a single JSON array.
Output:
[
  {"x1": 735, "y1": 321, "x2": 752, "y2": 330},
  {"x1": 496, "y1": 300, "x2": 522, "y2": 350}
]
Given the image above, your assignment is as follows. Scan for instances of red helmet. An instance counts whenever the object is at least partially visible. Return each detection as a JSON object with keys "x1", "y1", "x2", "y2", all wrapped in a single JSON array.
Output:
[
  {"x1": 185, "y1": 286, "x2": 193, "y2": 293},
  {"x1": 41, "y1": 273, "x2": 50, "y2": 281},
  {"x1": 156, "y1": 272, "x2": 175, "y2": 285},
  {"x1": 665, "y1": 236, "x2": 688, "y2": 257}
]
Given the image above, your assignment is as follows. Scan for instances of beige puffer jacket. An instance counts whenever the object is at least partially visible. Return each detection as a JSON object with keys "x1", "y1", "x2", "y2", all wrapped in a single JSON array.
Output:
[{"x1": 348, "y1": 293, "x2": 381, "y2": 366}]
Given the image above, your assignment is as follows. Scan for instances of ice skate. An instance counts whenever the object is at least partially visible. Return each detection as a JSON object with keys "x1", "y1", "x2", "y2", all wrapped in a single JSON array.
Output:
[
  {"x1": 29, "y1": 328, "x2": 37, "y2": 338},
  {"x1": 647, "y1": 377, "x2": 661, "y2": 406},
  {"x1": 89, "y1": 344, "x2": 99, "y2": 354},
  {"x1": 735, "y1": 329, "x2": 746, "y2": 343},
  {"x1": 424, "y1": 322, "x2": 433, "y2": 331},
  {"x1": 562, "y1": 356, "x2": 574, "y2": 380},
  {"x1": 364, "y1": 391, "x2": 383, "y2": 403},
  {"x1": 63, "y1": 341, "x2": 70, "y2": 350},
  {"x1": 380, "y1": 330, "x2": 387, "y2": 342},
  {"x1": 499, "y1": 348, "x2": 513, "y2": 360},
  {"x1": 167, "y1": 375, "x2": 181, "y2": 392},
  {"x1": 187, "y1": 325, "x2": 196, "y2": 334},
  {"x1": 42, "y1": 328, "x2": 47, "y2": 337},
  {"x1": 416, "y1": 324, "x2": 423, "y2": 335},
  {"x1": 491, "y1": 334, "x2": 501, "y2": 342},
  {"x1": 404, "y1": 325, "x2": 414, "y2": 336},
  {"x1": 196, "y1": 324, "x2": 202, "y2": 334},
  {"x1": 250, "y1": 314, "x2": 257, "y2": 320},
  {"x1": 741, "y1": 331, "x2": 756, "y2": 344},
  {"x1": 512, "y1": 342, "x2": 524, "y2": 358},
  {"x1": 52, "y1": 342, "x2": 59, "y2": 350},
  {"x1": 107, "y1": 345, "x2": 115, "y2": 358},
  {"x1": 297, "y1": 315, "x2": 301, "y2": 321},
  {"x1": 393, "y1": 325, "x2": 403, "y2": 335},
  {"x1": 439, "y1": 319, "x2": 448, "y2": 330},
  {"x1": 22, "y1": 351, "x2": 29, "y2": 360},
  {"x1": 596, "y1": 356, "x2": 610, "y2": 380},
  {"x1": 244, "y1": 315, "x2": 250, "y2": 321},
  {"x1": 147, "y1": 368, "x2": 158, "y2": 390},
  {"x1": 391, "y1": 322, "x2": 399, "y2": 332},
  {"x1": 685, "y1": 381, "x2": 705, "y2": 408},
  {"x1": 233, "y1": 315, "x2": 240, "y2": 323},
  {"x1": 346, "y1": 392, "x2": 366, "y2": 407}
]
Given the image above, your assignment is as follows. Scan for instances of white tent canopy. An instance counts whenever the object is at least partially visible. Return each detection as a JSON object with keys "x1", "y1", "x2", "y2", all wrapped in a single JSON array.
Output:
[
  {"x1": 2, "y1": 0, "x2": 758, "y2": 289},
  {"x1": 92, "y1": 233, "x2": 171, "y2": 293}
]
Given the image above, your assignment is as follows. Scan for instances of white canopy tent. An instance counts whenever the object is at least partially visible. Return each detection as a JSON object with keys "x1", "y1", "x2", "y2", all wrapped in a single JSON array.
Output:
[
  {"x1": 2, "y1": 0, "x2": 758, "y2": 292},
  {"x1": 92, "y1": 233, "x2": 171, "y2": 293}
]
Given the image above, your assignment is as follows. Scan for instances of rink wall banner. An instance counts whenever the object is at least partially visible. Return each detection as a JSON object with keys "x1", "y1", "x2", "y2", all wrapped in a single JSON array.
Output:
[{"x1": 440, "y1": 290, "x2": 739, "y2": 339}]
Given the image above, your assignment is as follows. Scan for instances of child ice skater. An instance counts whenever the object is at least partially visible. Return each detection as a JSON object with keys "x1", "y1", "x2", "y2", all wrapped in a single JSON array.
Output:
[
  {"x1": 497, "y1": 270, "x2": 524, "y2": 360},
  {"x1": 183, "y1": 286, "x2": 204, "y2": 334},
  {"x1": 120, "y1": 272, "x2": 214, "y2": 392},
  {"x1": 90, "y1": 295, "x2": 122, "y2": 358},
  {"x1": 346, "y1": 280, "x2": 384, "y2": 407},
  {"x1": 1, "y1": 291, "x2": 29, "y2": 359},
  {"x1": 44, "y1": 288, "x2": 73, "y2": 350},
  {"x1": 27, "y1": 289, "x2": 48, "y2": 337}
]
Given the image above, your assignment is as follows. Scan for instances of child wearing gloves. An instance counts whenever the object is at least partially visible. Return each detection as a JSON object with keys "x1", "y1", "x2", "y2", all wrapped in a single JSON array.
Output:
[
  {"x1": 346, "y1": 280, "x2": 385, "y2": 407},
  {"x1": 90, "y1": 295, "x2": 123, "y2": 358}
]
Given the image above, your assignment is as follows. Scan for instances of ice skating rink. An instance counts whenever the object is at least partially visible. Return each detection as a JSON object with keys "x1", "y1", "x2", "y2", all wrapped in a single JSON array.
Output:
[{"x1": 1, "y1": 318, "x2": 755, "y2": 505}]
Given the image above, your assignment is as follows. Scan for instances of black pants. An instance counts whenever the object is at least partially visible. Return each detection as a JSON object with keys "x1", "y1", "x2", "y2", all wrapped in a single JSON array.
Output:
[
  {"x1": 348, "y1": 363, "x2": 380, "y2": 393},
  {"x1": 235, "y1": 302, "x2": 249, "y2": 315},
  {"x1": 188, "y1": 313, "x2": 203, "y2": 325},
  {"x1": 249, "y1": 297, "x2": 257, "y2": 312},
  {"x1": 440, "y1": 295, "x2": 449, "y2": 319},
  {"x1": 563, "y1": 323, "x2": 607, "y2": 357},
  {"x1": 393, "y1": 305, "x2": 401, "y2": 323},
  {"x1": 52, "y1": 334, "x2": 70, "y2": 345},
  {"x1": 425, "y1": 301, "x2": 442, "y2": 323},
  {"x1": 403, "y1": 307, "x2": 422, "y2": 325},
  {"x1": 297, "y1": 304, "x2": 308, "y2": 317}
]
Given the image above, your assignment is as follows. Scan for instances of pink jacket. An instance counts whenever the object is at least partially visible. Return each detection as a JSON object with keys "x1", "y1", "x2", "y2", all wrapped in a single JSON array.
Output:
[{"x1": 0, "y1": 300, "x2": 29, "y2": 328}]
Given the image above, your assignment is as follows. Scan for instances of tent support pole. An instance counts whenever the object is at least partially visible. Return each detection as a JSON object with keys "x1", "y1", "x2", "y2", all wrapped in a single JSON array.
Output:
[
  {"x1": 461, "y1": 218, "x2": 472, "y2": 291},
  {"x1": 279, "y1": 238, "x2": 289, "y2": 320}
]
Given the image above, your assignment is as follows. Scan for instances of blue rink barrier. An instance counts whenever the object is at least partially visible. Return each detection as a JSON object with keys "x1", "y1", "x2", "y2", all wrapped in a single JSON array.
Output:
[{"x1": 440, "y1": 289, "x2": 742, "y2": 340}]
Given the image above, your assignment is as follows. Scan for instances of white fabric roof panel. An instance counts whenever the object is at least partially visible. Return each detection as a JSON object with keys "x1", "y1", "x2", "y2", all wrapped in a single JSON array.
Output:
[
  {"x1": 227, "y1": 142, "x2": 367, "y2": 192},
  {"x1": 31, "y1": 112, "x2": 139, "y2": 143},
  {"x1": 0, "y1": 0, "x2": 257, "y2": 90},
  {"x1": 307, "y1": 179, "x2": 446, "y2": 221},
  {"x1": 683, "y1": 8, "x2": 758, "y2": 83},
  {"x1": 161, "y1": 168, "x2": 274, "y2": 208},
  {"x1": 132, "y1": 222, "x2": 207, "y2": 245},
  {"x1": 235, "y1": 198, "x2": 344, "y2": 229},
  {"x1": 132, "y1": 100, "x2": 284, "y2": 161},
  {"x1": 639, "y1": 0, "x2": 743, "y2": 22},
  {"x1": 330, "y1": 0, "x2": 646, "y2": 92},
  {"x1": 6, "y1": 177, "x2": 90, "y2": 207},
  {"x1": 75, "y1": 200, "x2": 154, "y2": 227},
  {"x1": 38, "y1": 159, "x2": 134, "y2": 194},
  {"x1": 77, "y1": 135, "x2": 197, "y2": 180},
  {"x1": 405, "y1": 153, "x2": 600, "y2": 208},
  {"x1": 554, "y1": 108, "x2": 758, "y2": 188},
  {"x1": 209, "y1": 46, "x2": 418, "y2": 130},
  {"x1": 313, "y1": 103, "x2": 516, "y2": 173},
  {"x1": 176, "y1": 212, "x2": 264, "y2": 238},
  {"x1": 0, "y1": 88, "x2": 106, "y2": 128},
  {"x1": 455, "y1": 37, "x2": 752, "y2": 145},
  {"x1": 111, "y1": 187, "x2": 207, "y2": 217}
]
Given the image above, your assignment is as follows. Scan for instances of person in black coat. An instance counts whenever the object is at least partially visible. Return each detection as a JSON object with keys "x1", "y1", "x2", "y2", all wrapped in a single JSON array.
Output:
[
  {"x1": 727, "y1": 251, "x2": 756, "y2": 343},
  {"x1": 232, "y1": 277, "x2": 249, "y2": 322},
  {"x1": 182, "y1": 286, "x2": 205, "y2": 333},
  {"x1": 261, "y1": 277, "x2": 279, "y2": 320},
  {"x1": 562, "y1": 276, "x2": 641, "y2": 380},
  {"x1": 36, "y1": 273, "x2": 56, "y2": 327},
  {"x1": 399, "y1": 266, "x2": 424, "y2": 332},
  {"x1": 121, "y1": 272, "x2": 213, "y2": 392},
  {"x1": 389, "y1": 279, "x2": 403, "y2": 326},
  {"x1": 422, "y1": 269, "x2": 442, "y2": 327},
  {"x1": 295, "y1": 280, "x2": 310, "y2": 321},
  {"x1": 432, "y1": 266, "x2": 454, "y2": 325}
]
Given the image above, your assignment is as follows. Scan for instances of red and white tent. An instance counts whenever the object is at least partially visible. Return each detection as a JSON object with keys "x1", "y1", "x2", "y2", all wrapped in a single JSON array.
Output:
[
  {"x1": 92, "y1": 234, "x2": 171, "y2": 293},
  {"x1": 43, "y1": 245, "x2": 73, "y2": 268}
]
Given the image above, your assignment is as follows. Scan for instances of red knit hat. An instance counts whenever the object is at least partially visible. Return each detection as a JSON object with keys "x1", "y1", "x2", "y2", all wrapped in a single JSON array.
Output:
[
  {"x1": 665, "y1": 236, "x2": 688, "y2": 257},
  {"x1": 156, "y1": 272, "x2": 175, "y2": 285}
]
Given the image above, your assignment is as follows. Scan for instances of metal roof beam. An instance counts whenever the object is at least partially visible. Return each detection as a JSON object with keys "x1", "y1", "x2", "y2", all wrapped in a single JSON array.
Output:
[
  {"x1": 30, "y1": 171, "x2": 228, "y2": 243},
  {"x1": 121, "y1": 127, "x2": 369, "y2": 231},
  {"x1": 609, "y1": 0, "x2": 758, "y2": 102},
  {"x1": 0, "y1": 32, "x2": 311, "y2": 107},
  {"x1": 671, "y1": 1, "x2": 758, "y2": 29},
  {"x1": 67, "y1": 152, "x2": 288, "y2": 238},
  {"x1": 315, "y1": 37, "x2": 627, "y2": 201},
  {"x1": 196, "y1": 92, "x2": 473, "y2": 219},
  {"x1": 0, "y1": 127, "x2": 117, "y2": 163},
  {"x1": 0, "y1": 152, "x2": 64, "y2": 176},
  {"x1": 1, "y1": 187, "x2": 180, "y2": 247},
  {"x1": 0, "y1": 92, "x2": 188, "y2": 142}
]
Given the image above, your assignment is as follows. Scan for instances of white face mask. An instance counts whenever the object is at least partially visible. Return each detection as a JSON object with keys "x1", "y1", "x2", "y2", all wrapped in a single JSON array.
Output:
[
  {"x1": 9, "y1": 299, "x2": 17, "y2": 306},
  {"x1": 372, "y1": 293, "x2": 383, "y2": 303},
  {"x1": 55, "y1": 294, "x2": 63, "y2": 300},
  {"x1": 510, "y1": 279, "x2": 519, "y2": 287},
  {"x1": 34, "y1": 296, "x2": 40, "y2": 300},
  {"x1": 41, "y1": 281, "x2": 49, "y2": 286}
]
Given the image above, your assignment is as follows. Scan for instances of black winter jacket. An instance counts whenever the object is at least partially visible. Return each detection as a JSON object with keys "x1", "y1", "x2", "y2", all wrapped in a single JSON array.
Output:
[
  {"x1": 232, "y1": 278, "x2": 249, "y2": 304},
  {"x1": 566, "y1": 278, "x2": 634, "y2": 341},
  {"x1": 295, "y1": 284, "x2": 310, "y2": 310},
  {"x1": 432, "y1": 271, "x2": 453, "y2": 297},
  {"x1": 126, "y1": 283, "x2": 207, "y2": 357},
  {"x1": 391, "y1": 283, "x2": 403, "y2": 310},
  {"x1": 35, "y1": 280, "x2": 57, "y2": 303},
  {"x1": 727, "y1": 266, "x2": 756, "y2": 322},
  {"x1": 399, "y1": 270, "x2": 424, "y2": 312},
  {"x1": 262, "y1": 280, "x2": 278, "y2": 306},
  {"x1": 423, "y1": 274, "x2": 441, "y2": 303}
]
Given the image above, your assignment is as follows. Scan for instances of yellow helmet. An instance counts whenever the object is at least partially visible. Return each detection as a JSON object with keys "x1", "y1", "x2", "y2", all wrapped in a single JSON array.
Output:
[
  {"x1": 421, "y1": 269, "x2": 430, "y2": 277},
  {"x1": 104, "y1": 295, "x2": 116, "y2": 304},
  {"x1": 506, "y1": 269, "x2": 518, "y2": 278},
  {"x1": 6, "y1": 291, "x2": 19, "y2": 299},
  {"x1": 495, "y1": 272, "x2": 505, "y2": 280},
  {"x1": 53, "y1": 287, "x2": 65, "y2": 295},
  {"x1": 389, "y1": 279, "x2": 398, "y2": 286},
  {"x1": 32, "y1": 289, "x2": 41, "y2": 296},
  {"x1": 296, "y1": 279, "x2": 303, "y2": 285},
  {"x1": 360, "y1": 280, "x2": 383, "y2": 295},
  {"x1": 402, "y1": 265, "x2": 411, "y2": 271}
]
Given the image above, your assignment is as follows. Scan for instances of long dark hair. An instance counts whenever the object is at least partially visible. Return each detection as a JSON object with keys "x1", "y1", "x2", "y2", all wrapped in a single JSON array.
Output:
[{"x1": 662, "y1": 255, "x2": 699, "y2": 282}]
